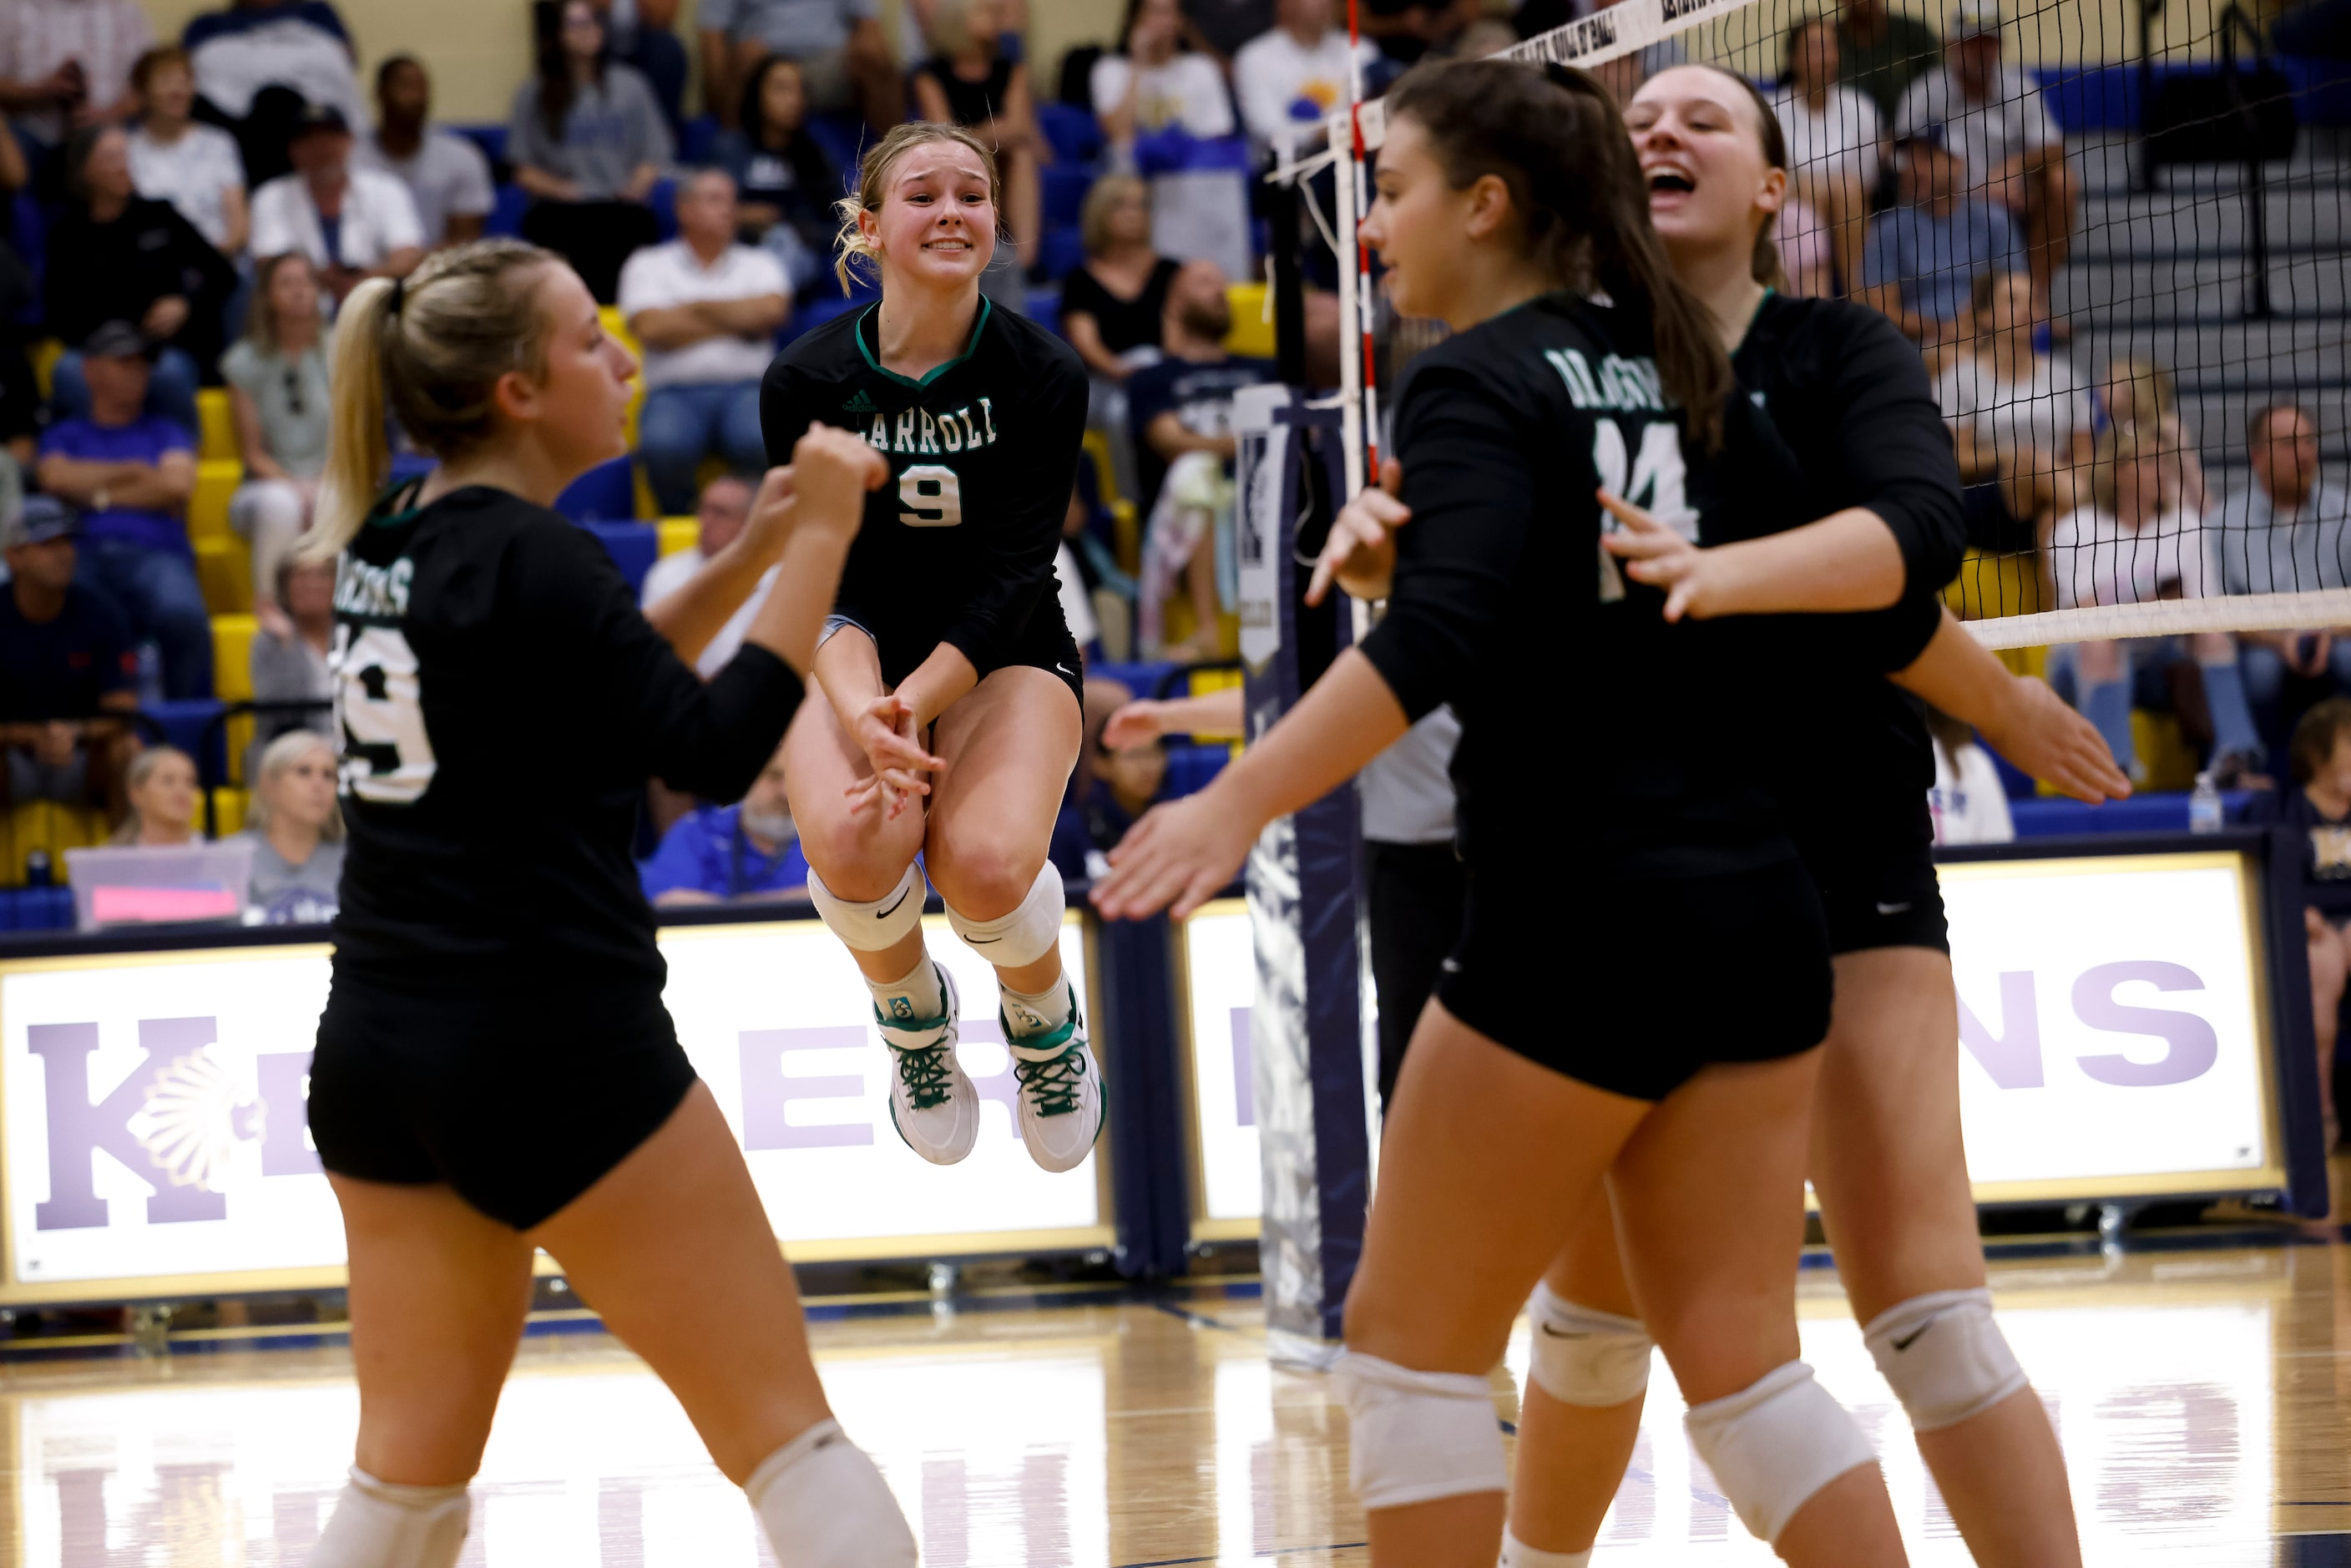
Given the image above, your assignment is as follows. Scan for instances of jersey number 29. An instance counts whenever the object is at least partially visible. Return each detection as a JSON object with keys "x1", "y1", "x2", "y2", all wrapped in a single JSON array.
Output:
[
  {"x1": 332, "y1": 623, "x2": 438, "y2": 804},
  {"x1": 899, "y1": 464, "x2": 962, "y2": 528}
]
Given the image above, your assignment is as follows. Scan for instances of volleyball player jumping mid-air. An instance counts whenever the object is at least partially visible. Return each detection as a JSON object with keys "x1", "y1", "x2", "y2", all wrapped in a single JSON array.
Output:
[
  {"x1": 762, "y1": 122, "x2": 1100, "y2": 1173},
  {"x1": 302, "y1": 240, "x2": 914, "y2": 1566},
  {"x1": 1100, "y1": 58, "x2": 1910, "y2": 1567}
]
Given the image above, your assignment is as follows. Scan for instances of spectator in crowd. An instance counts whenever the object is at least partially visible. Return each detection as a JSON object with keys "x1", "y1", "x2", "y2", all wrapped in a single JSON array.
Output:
[
  {"x1": 1128, "y1": 259, "x2": 1272, "y2": 657},
  {"x1": 913, "y1": 0, "x2": 1047, "y2": 275},
  {"x1": 1924, "y1": 703, "x2": 2013, "y2": 845},
  {"x1": 586, "y1": 0, "x2": 690, "y2": 134},
  {"x1": 109, "y1": 743, "x2": 200, "y2": 846},
  {"x1": 1061, "y1": 473, "x2": 1135, "y2": 659},
  {"x1": 2288, "y1": 695, "x2": 2351, "y2": 1147},
  {"x1": 180, "y1": 0, "x2": 365, "y2": 185},
  {"x1": 46, "y1": 126, "x2": 232, "y2": 434},
  {"x1": 618, "y1": 169, "x2": 788, "y2": 514},
  {"x1": 711, "y1": 55, "x2": 841, "y2": 297},
  {"x1": 640, "y1": 738, "x2": 810, "y2": 905},
  {"x1": 1080, "y1": 725, "x2": 1168, "y2": 857},
  {"x1": 233, "y1": 727, "x2": 342, "y2": 921},
  {"x1": 223, "y1": 252, "x2": 329, "y2": 632},
  {"x1": 0, "y1": 497, "x2": 138, "y2": 824},
  {"x1": 1932, "y1": 269, "x2": 2088, "y2": 554},
  {"x1": 0, "y1": 0, "x2": 152, "y2": 154},
  {"x1": 2093, "y1": 354, "x2": 2207, "y2": 516},
  {"x1": 2220, "y1": 404, "x2": 2351, "y2": 729},
  {"x1": 354, "y1": 55, "x2": 494, "y2": 250},
  {"x1": 1234, "y1": 0, "x2": 1377, "y2": 159},
  {"x1": 2046, "y1": 422, "x2": 2263, "y2": 785},
  {"x1": 1061, "y1": 175, "x2": 1178, "y2": 386},
  {"x1": 1093, "y1": 0, "x2": 1237, "y2": 151},
  {"x1": 1354, "y1": 0, "x2": 1480, "y2": 64},
  {"x1": 250, "y1": 103, "x2": 424, "y2": 301},
  {"x1": 1835, "y1": 0, "x2": 1942, "y2": 119},
  {"x1": 126, "y1": 47, "x2": 248, "y2": 261},
  {"x1": 1859, "y1": 124, "x2": 2020, "y2": 346},
  {"x1": 247, "y1": 552, "x2": 334, "y2": 774},
  {"x1": 1893, "y1": 0, "x2": 2076, "y2": 321},
  {"x1": 638, "y1": 473, "x2": 771, "y2": 678},
  {"x1": 36, "y1": 322, "x2": 206, "y2": 700},
  {"x1": 1775, "y1": 192, "x2": 1836, "y2": 298},
  {"x1": 512, "y1": 0, "x2": 673, "y2": 305},
  {"x1": 1772, "y1": 15, "x2": 1882, "y2": 297},
  {"x1": 0, "y1": 348, "x2": 38, "y2": 473},
  {"x1": 1182, "y1": 0, "x2": 1276, "y2": 63},
  {"x1": 699, "y1": 0, "x2": 902, "y2": 134}
]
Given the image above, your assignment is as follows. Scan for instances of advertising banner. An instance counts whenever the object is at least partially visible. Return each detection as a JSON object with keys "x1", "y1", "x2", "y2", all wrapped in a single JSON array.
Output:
[
  {"x1": 0, "y1": 917, "x2": 1105, "y2": 1300},
  {"x1": 1181, "y1": 847, "x2": 2289, "y2": 1223}
]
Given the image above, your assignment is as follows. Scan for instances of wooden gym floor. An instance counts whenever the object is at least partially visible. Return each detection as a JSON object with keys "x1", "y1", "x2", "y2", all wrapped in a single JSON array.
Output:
[{"x1": 0, "y1": 1224, "x2": 2346, "y2": 1565}]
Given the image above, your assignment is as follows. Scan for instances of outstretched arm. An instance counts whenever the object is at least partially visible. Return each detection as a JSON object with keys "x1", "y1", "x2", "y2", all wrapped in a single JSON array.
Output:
[{"x1": 1892, "y1": 609, "x2": 2131, "y2": 803}]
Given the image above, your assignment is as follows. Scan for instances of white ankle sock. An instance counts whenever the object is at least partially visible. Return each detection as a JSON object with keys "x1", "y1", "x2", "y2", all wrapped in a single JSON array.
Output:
[
  {"x1": 864, "y1": 955, "x2": 944, "y2": 1029},
  {"x1": 747, "y1": 1419, "x2": 918, "y2": 1566},
  {"x1": 1000, "y1": 976, "x2": 1071, "y2": 1039},
  {"x1": 310, "y1": 1467, "x2": 471, "y2": 1568},
  {"x1": 1499, "y1": 1526, "x2": 1592, "y2": 1568}
]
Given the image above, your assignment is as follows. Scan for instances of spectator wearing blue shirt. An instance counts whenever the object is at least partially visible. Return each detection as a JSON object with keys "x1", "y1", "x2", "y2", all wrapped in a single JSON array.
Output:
[
  {"x1": 640, "y1": 741, "x2": 811, "y2": 904},
  {"x1": 34, "y1": 322, "x2": 208, "y2": 700},
  {"x1": 0, "y1": 497, "x2": 139, "y2": 822},
  {"x1": 1860, "y1": 124, "x2": 2020, "y2": 348}
]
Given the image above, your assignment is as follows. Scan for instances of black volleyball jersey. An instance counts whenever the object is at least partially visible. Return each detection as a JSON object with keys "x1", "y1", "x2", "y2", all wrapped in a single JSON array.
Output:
[
  {"x1": 1726, "y1": 294, "x2": 1968, "y2": 838},
  {"x1": 331, "y1": 483, "x2": 804, "y2": 994},
  {"x1": 761, "y1": 298, "x2": 1089, "y2": 681},
  {"x1": 1359, "y1": 292, "x2": 1800, "y2": 881}
]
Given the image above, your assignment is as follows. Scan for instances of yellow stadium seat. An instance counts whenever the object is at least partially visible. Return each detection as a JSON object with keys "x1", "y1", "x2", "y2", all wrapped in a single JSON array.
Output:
[
  {"x1": 1079, "y1": 429, "x2": 1142, "y2": 574},
  {"x1": 1224, "y1": 282, "x2": 1274, "y2": 359},
  {"x1": 30, "y1": 339, "x2": 60, "y2": 401},
  {"x1": 211, "y1": 615, "x2": 257, "y2": 703},
  {"x1": 10, "y1": 801, "x2": 107, "y2": 880},
  {"x1": 194, "y1": 535, "x2": 254, "y2": 615},
  {"x1": 659, "y1": 517, "x2": 699, "y2": 556},
  {"x1": 600, "y1": 306, "x2": 647, "y2": 446},
  {"x1": 197, "y1": 389, "x2": 236, "y2": 463},
  {"x1": 190, "y1": 458, "x2": 240, "y2": 544},
  {"x1": 208, "y1": 788, "x2": 248, "y2": 837}
]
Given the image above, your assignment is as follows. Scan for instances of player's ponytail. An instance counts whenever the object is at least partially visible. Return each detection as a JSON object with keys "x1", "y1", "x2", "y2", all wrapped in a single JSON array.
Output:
[
  {"x1": 1386, "y1": 58, "x2": 1733, "y2": 448},
  {"x1": 305, "y1": 239, "x2": 559, "y2": 562}
]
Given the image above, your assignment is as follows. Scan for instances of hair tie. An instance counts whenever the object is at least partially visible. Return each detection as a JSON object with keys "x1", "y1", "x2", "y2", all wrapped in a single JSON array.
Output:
[{"x1": 387, "y1": 275, "x2": 407, "y2": 316}]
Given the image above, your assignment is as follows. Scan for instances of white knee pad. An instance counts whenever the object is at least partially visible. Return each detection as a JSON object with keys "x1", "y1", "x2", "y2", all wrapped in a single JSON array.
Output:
[
  {"x1": 806, "y1": 863, "x2": 925, "y2": 952},
  {"x1": 309, "y1": 1467, "x2": 471, "y2": 1568},
  {"x1": 944, "y1": 860, "x2": 1064, "y2": 969},
  {"x1": 1683, "y1": 1361, "x2": 1878, "y2": 1545},
  {"x1": 1499, "y1": 1525, "x2": 1592, "y2": 1567},
  {"x1": 1525, "y1": 1281, "x2": 1653, "y2": 1408},
  {"x1": 1863, "y1": 1287, "x2": 2029, "y2": 1434},
  {"x1": 1333, "y1": 1349, "x2": 1508, "y2": 1511},
  {"x1": 747, "y1": 1418, "x2": 918, "y2": 1567}
]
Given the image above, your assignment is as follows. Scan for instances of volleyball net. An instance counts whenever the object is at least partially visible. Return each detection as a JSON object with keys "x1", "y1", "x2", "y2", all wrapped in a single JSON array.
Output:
[{"x1": 1307, "y1": 0, "x2": 2348, "y2": 660}]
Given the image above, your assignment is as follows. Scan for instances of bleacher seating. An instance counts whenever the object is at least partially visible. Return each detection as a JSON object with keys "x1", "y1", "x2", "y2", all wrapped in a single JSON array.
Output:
[{"x1": 585, "y1": 520, "x2": 660, "y2": 595}]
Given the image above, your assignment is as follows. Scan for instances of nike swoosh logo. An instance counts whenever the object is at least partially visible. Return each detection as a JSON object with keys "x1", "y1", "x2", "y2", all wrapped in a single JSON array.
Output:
[
  {"x1": 1876, "y1": 901, "x2": 1913, "y2": 915},
  {"x1": 967, "y1": 934, "x2": 1001, "y2": 943},
  {"x1": 877, "y1": 888, "x2": 911, "y2": 919},
  {"x1": 1891, "y1": 1323, "x2": 1932, "y2": 1351},
  {"x1": 1055, "y1": 664, "x2": 1075, "y2": 676}
]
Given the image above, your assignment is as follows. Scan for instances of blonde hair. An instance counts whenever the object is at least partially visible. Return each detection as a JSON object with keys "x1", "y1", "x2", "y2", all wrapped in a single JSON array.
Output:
[
  {"x1": 1079, "y1": 173, "x2": 1146, "y2": 258},
  {"x1": 2101, "y1": 357, "x2": 2177, "y2": 432},
  {"x1": 245, "y1": 252, "x2": 317, "y2": 357},
  {"x1": 306, "y1": 239, "x2": 560, "y2": 561},
  {"x1": 832, "y1": 121, "x2": 1004, "y2": 295},
  {"x1": 247, "y1": 731, "x2": 346, "y2": 842},
  {"x1": 2089, "y1": 422, "x2": 2165, "y2": 513},
  {"x1": 111, "y1": 746, "x2": 198, "y2": 845}
]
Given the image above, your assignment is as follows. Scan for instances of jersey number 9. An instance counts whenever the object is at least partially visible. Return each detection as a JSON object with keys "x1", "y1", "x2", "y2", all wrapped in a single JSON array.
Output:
[
  {"x1": 332, "y1": 623, "x2": 438, "y2": 804},
  {"x1": 898, "y1": 464, "x2": 963, "y2": 528}
]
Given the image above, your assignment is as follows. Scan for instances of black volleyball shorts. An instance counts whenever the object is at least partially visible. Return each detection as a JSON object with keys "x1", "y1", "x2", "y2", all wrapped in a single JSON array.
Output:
[
  {"x1": 1435, "y1": 856, "x2": 1835, "y2": 1101},
  {"x1": 307, "y1": 972, "x2": 699, "y2": 1231}
]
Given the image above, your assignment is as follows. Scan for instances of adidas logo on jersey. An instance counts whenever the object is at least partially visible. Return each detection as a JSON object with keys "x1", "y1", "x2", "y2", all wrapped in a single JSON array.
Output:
[{"x1": 842, "y1": 389, "x2": 881, "y2": 416}]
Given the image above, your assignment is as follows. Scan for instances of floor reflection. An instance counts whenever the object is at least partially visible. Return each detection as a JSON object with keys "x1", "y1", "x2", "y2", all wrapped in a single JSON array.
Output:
[{"x1": 0, "y1": 1239, "x2": 2343, "y2": 1565}]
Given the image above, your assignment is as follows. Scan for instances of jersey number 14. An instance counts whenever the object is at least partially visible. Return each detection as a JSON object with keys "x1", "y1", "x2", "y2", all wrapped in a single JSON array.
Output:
[{"x1": 1593, "y1": 419, "x2": 1696, "y2": 604}]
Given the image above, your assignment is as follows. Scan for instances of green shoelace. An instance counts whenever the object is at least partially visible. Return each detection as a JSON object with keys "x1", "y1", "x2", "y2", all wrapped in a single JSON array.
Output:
[
  {"x1": 895, "y1": 1045, "x2": 956, "y2": 1111},
  {"x1": 1014, "y1": 1046, "x2": 1089, "y2": 1117}
]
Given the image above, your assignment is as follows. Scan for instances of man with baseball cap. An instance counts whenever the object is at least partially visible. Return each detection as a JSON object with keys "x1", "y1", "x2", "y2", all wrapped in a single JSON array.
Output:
[
  {"x1": 250, "y1": 99, "x2": 424, "y2": 300},
  {"x1": 1862, "y1": 122, "x2": 2026, "y2": 346},
  {"x1": 0, "y1": 496, "x2": 140, "y2": 824},
  {"x1": 1892, "y1": 0, "x2": 2078, "y2": 320}
]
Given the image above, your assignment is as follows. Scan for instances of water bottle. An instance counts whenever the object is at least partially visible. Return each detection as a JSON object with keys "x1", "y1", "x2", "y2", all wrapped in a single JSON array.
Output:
[
  {"x1": 2189, "y1": 771, "x2": 2223, "y2": 835},
  {"x1": 23, "y1": 849, "x2": 49, "y2": 888}
]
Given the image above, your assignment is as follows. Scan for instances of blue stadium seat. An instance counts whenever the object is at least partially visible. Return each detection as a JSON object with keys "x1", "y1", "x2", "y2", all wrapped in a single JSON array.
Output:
[
  {"x1": 649, "y1": 176, "x2": 679, "y2": 242},
  {"x1": 806, "y1": 113, "x2": 870, "y2": 186},
  {"x1": 779, "y1": 281, "x2": 877, "y2": 347},
  {"x1": 555, "y1": 456, "x2": 637, "y2": 523},
  {"x1": 453, "y1": 124, "x2": 508, "y2": 167},
  {"x1": 10, "y1": 190, "x2": 47, "y2": 314},
  {"x1": 677, "y1": 114, "x2": 719, "y2": 166},
  {"x1": 1042, "y1": 164, "x2": 1094, "y2": 229},
  {"x1": 1040, "y1": 225, "x2": 1085, "y2": 281},
  {"x1": 143, "y1": 698, "x2": 229, "y2": 783},
  {"x1": 487, "y1": 182, "x2": 530, "y2": 239},
  {"x1": 1087, "y1": 659, "x2": 1176, "y2": 697},
  {"x1": 0, "y1": 886, "x2": 73, "y2": 931},
  {"x1": 388, "y1": 452, "x2": 437, "y2": 487},
  {"x1": 1036, "y1": 103, "x2": 1103, "y2": 167},
  {"x1": 1025, "y1": 288, "x2": 1060, "y2": 335},
  {"x1": 584, "y1": 520, "x2": 659, "y2": 595},
  {"x1": 1163, "y1": 741, "x2": 1230, "y2": 798}
]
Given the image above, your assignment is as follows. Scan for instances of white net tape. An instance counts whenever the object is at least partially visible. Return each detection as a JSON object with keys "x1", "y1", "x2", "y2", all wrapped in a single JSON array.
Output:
[{"x1": 1964, "y1": 592, "x2": 2351, "y2": 652}]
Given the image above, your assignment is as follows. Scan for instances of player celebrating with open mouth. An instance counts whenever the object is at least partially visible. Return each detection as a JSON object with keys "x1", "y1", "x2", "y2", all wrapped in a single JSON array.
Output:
[{"x1": 762, "y1": 123, "x2": 1101, "y2": 1173}]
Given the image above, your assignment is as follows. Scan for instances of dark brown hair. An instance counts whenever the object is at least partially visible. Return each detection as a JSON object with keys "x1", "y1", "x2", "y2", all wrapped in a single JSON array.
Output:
[
  {"x1": 1386, "y1": 58, "x2": 1733, "y2": 446},
  {"x1": 129, "y1": 45, "x2": 192, "y2": 96},
  {"x1": 2292, "y1": 695, "x2": 2351, "y2": 786}
]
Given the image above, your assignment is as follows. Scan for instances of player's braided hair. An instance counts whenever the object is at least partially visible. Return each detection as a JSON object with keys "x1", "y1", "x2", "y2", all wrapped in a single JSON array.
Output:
[
  {"x1": 1385, "y1": 57, "x2": 1733, "y2": 448},
  {"x1": 306, "y1": 238, "x2": 559, "y2": 560},
  {"x1": 832, "y1": 120, "x2": 1006, "y2": 296}
]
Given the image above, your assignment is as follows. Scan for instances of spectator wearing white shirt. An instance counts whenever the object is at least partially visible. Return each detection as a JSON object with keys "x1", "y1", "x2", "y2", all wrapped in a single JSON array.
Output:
[
  {"x1": 1093, "y1": 0, "x2": 1237, "y2": 149},
  {"x1": 639, "y1": 474, "x2": 771, "y2": 676},
  {"x1": 0, "y1": 0, "x2": 153, "y2": 151},
  {"x1": 249, "y1": 102, "x2": 423, "y2": 301},
  {"x1": 2046, "y1": 422, "x2": 2264, "y2": 784},
  {"x1": 1932, "y1": 270, "x2": 2088, "y2": 554},
  {"x1": 2219, "y1": 404, "x2": 2351, "y2": 736},
  {"x1": 126, "y1": 46, "x2": 247, "y2": 259},
  {"x1": 1893, "y1": 0, "x2": 2077, "y2": 320},
  {"x1": 1925, "y1": 705, "x2": 2014, "y2": 845},
  {"x1": 1772, "y1": 16, "x2": 1881, "y2": 296},
  {"x1": 352, "y1": 56, "x2": 493, "y2": 250},
  {"x1": 618, "y1": 169, "x2": 789, "y2": 515},
  {"x1": 1233, "y1": 0, "x2": 1376, "y2": 159}
]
